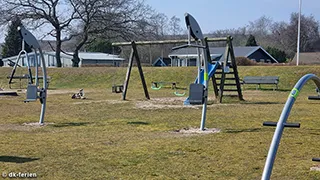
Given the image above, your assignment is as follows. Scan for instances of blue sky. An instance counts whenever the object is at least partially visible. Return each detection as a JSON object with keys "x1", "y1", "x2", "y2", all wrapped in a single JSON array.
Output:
[
  {"x1": 145, "y1": 0, "x2": 320, "y2": 33},
  {"x1": 1, "y1": 0, "x2": 319, "y2": 43}
]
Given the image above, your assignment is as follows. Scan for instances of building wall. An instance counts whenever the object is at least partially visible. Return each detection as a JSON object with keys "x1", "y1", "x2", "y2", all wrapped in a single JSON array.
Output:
[
  {"x1": 81, "y1": 59, "x2": 123, "y2": 67},
  {"x1": 2, "y1": 52, "x2": 125, "y2": 67},
  {"x1": 248, "y1": 49, "x2": 273, "y2": 63},
  {"x1": 2, "y1": 53, "x2": 73, "y2": 67}
]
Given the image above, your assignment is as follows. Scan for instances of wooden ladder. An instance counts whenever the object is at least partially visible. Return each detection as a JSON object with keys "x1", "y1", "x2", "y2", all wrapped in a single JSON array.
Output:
[{"x1": 210, "y1": 36, "x2": 244, "y2": 103}]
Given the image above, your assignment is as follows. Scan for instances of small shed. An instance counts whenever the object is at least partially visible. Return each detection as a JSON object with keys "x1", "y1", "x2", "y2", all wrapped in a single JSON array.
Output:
[{"x1": 152, "y1": 57, "x2": 172, "y2": 67}]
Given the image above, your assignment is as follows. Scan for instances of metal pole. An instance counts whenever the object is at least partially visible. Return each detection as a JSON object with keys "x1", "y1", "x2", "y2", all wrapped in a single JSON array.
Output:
[
  {"x1": 296, "y1": 0, "x2": 302, "y2": 66},
  {"x1": 262, "y1": 74, "x2": 320, "y2": 179},
  {"x1": 196, "y1": 42, "x2": 201, "y2": 83},
  {"x1": 200, "y1": 39, "x2": 209, "y2": 131},
  {"x1": 37, "y1": 48, "x2": 47, "y2": 124}
]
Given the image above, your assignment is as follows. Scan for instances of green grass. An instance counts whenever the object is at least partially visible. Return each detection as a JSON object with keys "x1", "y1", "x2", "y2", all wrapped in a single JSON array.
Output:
[{"x1": 0, "y1": 66, "x2": 320, "y2": 179}]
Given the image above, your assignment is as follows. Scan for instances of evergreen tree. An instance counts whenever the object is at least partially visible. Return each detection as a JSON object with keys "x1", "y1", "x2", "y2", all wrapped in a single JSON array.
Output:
[
  {"x1": 266, "y1": 46, "x2": 287, "y2": 63},
  {"x1": 1, "y1": 17, "x2": 32, "y2": 58},
  {"x1": 245, "y1": 34, "x2": 258, "y2": 46},
  {"x1": 85, "y1": 39, "x2": 121, "y2": 54}
]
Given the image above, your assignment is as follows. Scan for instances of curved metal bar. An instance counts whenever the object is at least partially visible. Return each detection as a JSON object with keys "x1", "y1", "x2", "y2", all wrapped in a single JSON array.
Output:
[
  {"x1": 19, "y1": 26, "x2": 47, "y2": 125},
  {"x1": 37, "y1": 48, "x2": 47, "y2": 124},
  {"x1": 262, "y1": 74, "x2": 320, "y2": 180}
]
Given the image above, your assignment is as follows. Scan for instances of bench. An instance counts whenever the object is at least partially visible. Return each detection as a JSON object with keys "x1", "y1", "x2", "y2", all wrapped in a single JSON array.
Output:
[
  {"x1": 242, "y1": 76, "x2": 279, "y2": 90},
  {"x1": 151, "y1": 81, "x2": 177, "y2": 89}
]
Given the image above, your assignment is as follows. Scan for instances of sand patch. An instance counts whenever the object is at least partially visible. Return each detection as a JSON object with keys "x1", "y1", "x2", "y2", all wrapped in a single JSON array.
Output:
[
  {"x1": 73, "y1": 99, "x2": 128, "y2": 105},
  {"x1": 0, "y1": 122, "x2": 52, "y2": 131},
  {"x1": 174, "y1": 127, "x2": 221, "y2": 134},
  {"x1": 310, "y1": 164, "x2": 320, "y2": 171}
]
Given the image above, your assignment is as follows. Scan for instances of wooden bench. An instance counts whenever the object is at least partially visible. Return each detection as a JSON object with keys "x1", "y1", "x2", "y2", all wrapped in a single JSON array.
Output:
[{"x1": 242, "y1": 76, "x2": 279, "y2": 90}]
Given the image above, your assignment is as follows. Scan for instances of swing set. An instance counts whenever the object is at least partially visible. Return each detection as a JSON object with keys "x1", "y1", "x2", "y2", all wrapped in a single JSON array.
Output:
[{"x1": 112, "y1": 13, "x2": 243, "y2": 105}]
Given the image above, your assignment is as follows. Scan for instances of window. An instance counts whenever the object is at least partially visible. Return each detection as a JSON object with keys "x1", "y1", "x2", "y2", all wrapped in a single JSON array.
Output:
[{"x1": 29, "y1": 56, "x2": 35, "y2": 67}]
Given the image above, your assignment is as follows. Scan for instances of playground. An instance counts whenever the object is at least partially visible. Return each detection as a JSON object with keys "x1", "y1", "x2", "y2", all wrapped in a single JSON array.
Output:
[
  {"x1": 0, "y1": 65, "x2": 320, "y2": 179},
  {"x1": 0, "y1": 14, "x2": 319, "y2": 180}
]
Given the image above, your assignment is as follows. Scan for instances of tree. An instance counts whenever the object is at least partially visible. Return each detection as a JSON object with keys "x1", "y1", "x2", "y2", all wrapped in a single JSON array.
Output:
[
  {"x1": 2, "y1": 17, "x2": 32, "y2": 58},
  {"x1": 270, "y1": 13, "x2": 320, "y2": 57},
  {"x1": 169, "y1": 16, "x2": 183, "y2": 38},
  {"x1": 208, "y1": 27, "x2": 248, "y2": 47},
  {"x1": 247, "y1": 16, "x2": 273, "y2": 37},
  {"x1": 266, "y1": 46, "x2": 287, "y2": 63},
  {"x1": 85, "y1": 39, "x2": 121, "y2": 54},
  {"x1": 68, "y1": 0, "x2": 158, "y2": 67},
  {"x1": 149, "y1": 13, "x2": 169, "y2": 39},
  {"x1": 246, "y1": 34, "x2": 258, "y2": 46},
  {"x1": 0, "y1": 0, "x2": 79, "y2": 67}
]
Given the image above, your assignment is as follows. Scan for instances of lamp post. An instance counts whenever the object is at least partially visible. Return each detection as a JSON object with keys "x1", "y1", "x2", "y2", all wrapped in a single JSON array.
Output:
[{"x1": 296, "y1": 0, "x2": 302, "y2": 66}]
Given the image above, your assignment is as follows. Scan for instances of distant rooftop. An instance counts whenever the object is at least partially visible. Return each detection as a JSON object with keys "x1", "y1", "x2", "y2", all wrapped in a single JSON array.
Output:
[{"x1": 292, "y1": 52, "x2": 320, "y2": 65}]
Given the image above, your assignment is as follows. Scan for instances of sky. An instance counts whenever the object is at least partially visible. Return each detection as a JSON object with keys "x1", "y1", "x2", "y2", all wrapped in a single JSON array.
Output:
[
  {"x1": 0, "y1": 0, "x2": 320, "y2": 43},
  {"x1": 145, "y1": 0, "x2": 320, "y2": 33}
]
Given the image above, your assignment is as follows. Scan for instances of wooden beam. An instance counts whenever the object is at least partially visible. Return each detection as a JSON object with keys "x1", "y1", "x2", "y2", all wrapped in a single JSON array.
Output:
[
  {"x1": 132, "y1": 42, "x2": 150, "y2": 100},
  {"x1": 112, "y1": 37, "x2": 229, "y2": 47},
  {"x1": 122, "y1": 45, "x2": 135, "y2": 100},
  {"x1": 122, "y1": 41, "x2": 150, "y2": 100},
  {"x1": 228, "y1": 37, "x2": 244, "y2": 101}
]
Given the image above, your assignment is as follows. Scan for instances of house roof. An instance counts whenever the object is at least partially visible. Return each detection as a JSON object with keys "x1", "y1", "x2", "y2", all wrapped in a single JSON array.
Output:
[
  {"x1": 2, "y1": 51, "x2": 125, "y2": 62},
  {"x1": 169, "y1": 46, "x2": 278, "y2": 63},
  {"x1": 291, "y1": 52, "x2": 320, "y2": 65},
  {"x1": 152, "y1": 57, "x2": 171, "y2": 66},
  {"x1": 47, "y1": 52, "x2": 125, "y2": 61}
]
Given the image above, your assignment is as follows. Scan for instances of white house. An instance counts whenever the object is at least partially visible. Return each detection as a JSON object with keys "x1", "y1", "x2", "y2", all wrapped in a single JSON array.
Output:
[
  {"x1": 2, "y1": 51, "x2": 125, "y2": 67},
  {"x1": 163, "y1": 46, "x2": 278, "y2": 67}
]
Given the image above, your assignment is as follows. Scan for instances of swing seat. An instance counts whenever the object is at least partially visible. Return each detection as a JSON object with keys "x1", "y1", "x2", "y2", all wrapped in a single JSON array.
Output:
[
  {"x1": 112, "y1": 85, "x2": 123, "y2": 93},
  {"x1": 151, "y1": 82, "x2": 162, "y2": 90},
  {"x1": 189, "y1": 83, "x2": 204, "y2": 104},
  {"x1": 174, "y1": 90, "x2": 186, "y2": 97},
  {"x1": 25, "y1": 84, "x2": 38, "y2": 102}
]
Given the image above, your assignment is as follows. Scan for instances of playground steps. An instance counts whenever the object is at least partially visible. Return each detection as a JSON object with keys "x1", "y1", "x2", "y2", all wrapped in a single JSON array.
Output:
[{"x1": 212, "y1": 62, "x2": 243, "y2": 103}]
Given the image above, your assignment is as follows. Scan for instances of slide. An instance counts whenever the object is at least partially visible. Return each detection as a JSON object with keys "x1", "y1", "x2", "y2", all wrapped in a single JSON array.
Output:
[{"x1": 184, "y1": 63, "x2": 219, "y2": 105}]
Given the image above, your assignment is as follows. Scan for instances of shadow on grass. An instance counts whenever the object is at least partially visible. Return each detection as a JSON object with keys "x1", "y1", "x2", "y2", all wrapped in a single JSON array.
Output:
[
  {"x1": 127, "y1": 121, "x2": 150, "y2": 125},
  {"x1": 51, "y1": 122, "x2": 92, "y2": 128},
  {"x1": 243, "y1": 88, "x2": 291, "y2": 92},
  {"x1": 241, "y1": 101, "x2": 282, "y2": 105},
  {"x1": 225, "y1": 128, "x2": 262, "y2": 134},
  {"x1": 0, "y1": 156, "x2": 39, "y2": 163}
]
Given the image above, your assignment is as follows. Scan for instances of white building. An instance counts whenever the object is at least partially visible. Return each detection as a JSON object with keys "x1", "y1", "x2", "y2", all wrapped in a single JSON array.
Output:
[{"x1": 2, "y1": 51, "x2": 125, "y2": 67}]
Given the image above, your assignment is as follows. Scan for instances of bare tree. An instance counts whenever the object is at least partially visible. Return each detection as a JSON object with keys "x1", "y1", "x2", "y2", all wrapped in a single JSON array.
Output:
[
  {"x1": 270, "y1": 13, "x2": 320, "y2": 57},
  {"x1": 247, "y1": 16, "x2": 273, "y2": 37},
  {"x1": 169, "y1": 16, "x2": 183, "y2": 38},
  {"x1": 149, "y1": 13, "x2": 169, "y2": 39},
  {"x1": 208, "y1": 27, "x2": 248, "y2": 47},
  {"x1": 0, "y1": 0, "x2": 79, "y2": 67},
  {"x1": 68, "y1": 0, "x2": 158, "y2": 66}
]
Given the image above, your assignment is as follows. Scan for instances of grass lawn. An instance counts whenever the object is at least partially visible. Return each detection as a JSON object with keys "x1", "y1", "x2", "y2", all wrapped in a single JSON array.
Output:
[{"x1": 0, "y1": 66, "x2": 320, "y2": 179}]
